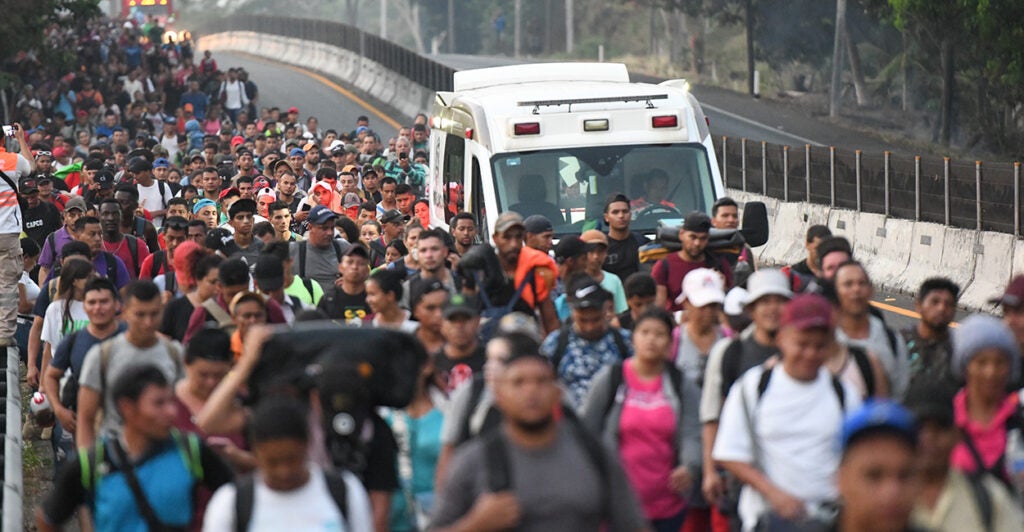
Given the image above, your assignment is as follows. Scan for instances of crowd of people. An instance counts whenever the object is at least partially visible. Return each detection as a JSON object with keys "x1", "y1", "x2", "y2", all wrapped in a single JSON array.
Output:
[{"x1": 2, "y1": 12, "x2": 1023, "y2": 532}]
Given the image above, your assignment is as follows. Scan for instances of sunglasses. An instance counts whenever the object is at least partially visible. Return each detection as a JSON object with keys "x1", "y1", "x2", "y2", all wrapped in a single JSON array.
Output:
[{"x1": 35, "y1": 151, "x2": 52, "y2": 158}]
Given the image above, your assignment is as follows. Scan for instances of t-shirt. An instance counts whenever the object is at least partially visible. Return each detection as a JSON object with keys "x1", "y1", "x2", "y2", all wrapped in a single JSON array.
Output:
[
  {"x1": 137, "y1": 181, "x2": 169, "y2": 227},
  {"x1": 78, "y1": 333, "x2": 184, "y2": 436},
  {"x1": 434, "y1": 344, "x2": 486, "y2": 394},
  {"x1": 102, "y1": 236, "x2": 150, "y2": 279},
  {"x1": 91, "y1": 251, "x2": 133, "y2": 289},
  {"x1": 51, "y1": 323, "x2": 128, "y2": 378},
  {"x1": 160, "y1": 296, "x2": 195, "y2": 342},
  {"x1": 432, "y1": 423, "x2": 647, "y2": 531},
  {"x1": 605, "y1": 232, "x2": 647, "y2": 280},
  {"x1": 202, "y1": 464, "x2": 373, "y2": 532},
  {"x1": 835, "y1": 315, "x2": 909, "y2": 398},
  {"x1": 40, "y1": 299, "x2": 89, "y2": 350},
  {"x1": 317, "y1": 287, "x2": 370, "y2": 323},
  {"x1": 712, "y1": 366, "x2": 861, "y2": 531},
  {"x1": 284, "y1": 276, "x2": 325, "y2": 306},
  {"x1": 22, "y1": 200, "x2": 63, "y2": 247},
  {"x1": 652, "y1": 252, "x2": 734, "y2": 312},
  {"x1": 618, "y1": 360, "x2": 685, "y2": 519},
  {"x1": 385, "y1": 408, "x2": 444, "y2": 532},
  {"x1": 222, "y1": 238, "x2": 264, "y2": 270},
  {"x1": 290, "y1": 240, "x2": 348, "y2": 294},
  {"x1": 540, "y1": 327, "x2": 633, "y2": 408},
  {"x1": 699, "y1": 333, "x2": 779, "y2": 423},
  {"x1": 38, "y1": 226, "x2": 74, "y2": 270}
]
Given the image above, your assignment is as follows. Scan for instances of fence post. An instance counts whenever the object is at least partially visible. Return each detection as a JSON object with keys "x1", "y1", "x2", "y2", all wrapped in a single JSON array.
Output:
[
  {"x1": 721, "y1": 137, "x2": 728, "y2": 186},
  {"x1": 975, "y1": 160, "x2": 982, "y2": 231},
  {"x1": 944, "y1": 157, "x2": 951, "y2": 226},
  {"x1": 805, "y1": 144, "x2": 811, "y2": 201},
  {"x1": 783, "y1": 145, "x2": 790, "y2": 202},
  {"x1": 761, "y1": 141, "x2": 768, "y2": 195},
  {"x1": 855, "y1": 150, "x2": 862, "y2": 212},
  {"x1": 883, "y1": 151, "x2": 891, "y2": 217},
  {"x1": 914, "y1": 156, "x2": 921, "y2": 222},
  {"x1": 1016, "y1": 162, "x2": 1021, "y2": 238},
  {"x1": 830, "y1": 146, "x2": 836, "y2": 208},
  {"x1": 741, "y1": 138, "x2": 747, "y2": 192}
]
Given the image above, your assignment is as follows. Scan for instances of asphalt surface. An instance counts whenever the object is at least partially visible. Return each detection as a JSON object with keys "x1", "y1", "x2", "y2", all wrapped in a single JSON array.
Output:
[{"x1": 226, "y1": 49, "x2": 972, "y2": 331}]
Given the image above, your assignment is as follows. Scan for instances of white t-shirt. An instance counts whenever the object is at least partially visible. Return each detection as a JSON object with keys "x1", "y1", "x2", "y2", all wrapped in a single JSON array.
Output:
[
  {"x1": 202, "y1": 464, "x2": 372, "y2": 532},
  {"x1": 19, "y1": 271, "x2": 40, "y2": 311},
  {"x1": 137, "y1": 181, "x2": 168, "y2": 228},
  {"x1": 0, "y1": 151, "x2": 32, "y2": 234},
  {"x1": 712, "y1": 365, "x2": 861, "y2": 531},
  {"x1": 835, "y1": 315, "x2": 909, "y2": 398},
  {"x1": 160, "y1": 133, "x2": 180, "y2": 161},
  {"x1": 40, "y1": 299, "x2": 88, "y2": 348}
]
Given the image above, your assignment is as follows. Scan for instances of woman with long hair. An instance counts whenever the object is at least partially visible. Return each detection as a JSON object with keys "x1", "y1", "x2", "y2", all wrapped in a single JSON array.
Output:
[
  {"x1": 365, "y1": 269, "x2": 417, "y2": 332},
  {"x1": 39, "y1": 258, "x2": 94, "y2": 377},
  {"x1": 160, "y1": 242, "x2": 222, "y2": 342},
  {"x1": 581, "y1": 308, "x2": 697, "y2": 532}
]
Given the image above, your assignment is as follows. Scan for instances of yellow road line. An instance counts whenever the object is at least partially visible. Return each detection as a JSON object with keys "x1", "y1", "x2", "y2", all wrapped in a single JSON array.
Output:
[
  {"x1": 870, "y1": 300, "x2": 960, "y2": 328},
  {"x1": 234, "y1": 52, "x2": 403, "y2": 131}
]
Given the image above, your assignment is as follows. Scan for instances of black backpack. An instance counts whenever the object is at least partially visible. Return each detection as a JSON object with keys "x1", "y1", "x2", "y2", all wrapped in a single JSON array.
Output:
[
  {"x1": 456, "y1": 375, "x2": 504, "y2": 445},
  {"x1": 51, "y1": 250, "x2": 121, "y2": 286},
  {"x1": 550, "y1": 322, "x2": 630, "y2": 374},
  {"x1": 234, "y1": 470, "x2": 347, "y2": 532},
  {"x1": 149, "y1": 250, "x2": 176, "y2": 294},
  {"x1": 720, "y1": 341, "x2": 875, "y2": 399},
  {"x1": 598, "y1": 361, "x2": 684, "y2": 431}
]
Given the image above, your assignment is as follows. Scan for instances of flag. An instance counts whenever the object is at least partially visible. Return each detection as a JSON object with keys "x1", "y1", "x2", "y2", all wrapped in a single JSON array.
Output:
[{"x1": 53, "y1": 161, "x2": 82, "y2": 189}]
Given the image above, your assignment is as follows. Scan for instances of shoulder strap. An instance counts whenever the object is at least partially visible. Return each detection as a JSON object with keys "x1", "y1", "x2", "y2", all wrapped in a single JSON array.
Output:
[
  {"x1": 551, "y1": 322, "x2": 574, "y2": 374},
  {"x1": 331, "y1": 239, "x2": 343, "y2": 261},
  {"x1": 323, "y1": 470, "x2": 349, "y2": 520},
  {"x1": 599, "y1": 362, "x2": 625, "y2": 432},
  {"x1": 202, "y1": 298, "x2": 234, "y2": 329},
  {"x1": 109, "y1": 438, "x2": 169, "y2": 531},
  {"x1": 458, "y1": 376, "x2": 488, "y2": 443},
  {"x1": 298, "y1": 240, "x2": 307, "y2": 279},
  {"x1": 848, "y1": 346, "x2": 876, "y2": 398},
  {"x1": 483, "y1": 430, "x2": 512, "y2": 492},
  {"x1": 965, "y1": 473, "x2": 995, "y2": 532},
  {"x1": 150, "y1": 250, "x2": 165, "y2": 279},
  {"x1": 233, "y1": 474, "x2": 256, "y2": 532},
  {"x1": 831, "y1": 376, "x2": 846, "y2": 411},
  {"x1": 170, "y1": 429, "x2": 203, "y2": 481},
  {"x1": 0, "y1": 168, "x2": 26, "y2": 213},
  {"x1": 666, "y1": 363, "x2": 685, "y2": 401},
  {"x1": 884, "y1": 326, "x2": 901, "y2": 361},
  {"x1": 610, "y1": 328, "x2": 629, "y2": 360},
  {"x1": 135, "y1": 216, "x2": 146, "y2": 237},
  {"x1": 47, "y1": 232, "x2": 57, "y2": 260},
  {"x1": 102, "y1": 251, "x2": 118, "y2": 282},
  {"x1": 302, "y1": 278, "x2": 315, "y2": 300},
  {"x1": 756, "y1": 365, "x2": 773, "y2": 400},
  {"x1": 125, "y1": 235, "x2": 140, "y2": 276},
  {"x1": 720, "y1": 338, "x2": 746, "y2": 400},
  {"x1": 79, "y1": 439, "x2": 105, "y2": 494}
]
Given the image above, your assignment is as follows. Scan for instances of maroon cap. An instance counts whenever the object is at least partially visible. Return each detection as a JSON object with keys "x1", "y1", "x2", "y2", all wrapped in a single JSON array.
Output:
[
  {"x1": 991, "y1": 275, "x2": 1024, "y2": 308},
  {"x1": 780, "y1": 293, "x2": 834, "y2": 332}
]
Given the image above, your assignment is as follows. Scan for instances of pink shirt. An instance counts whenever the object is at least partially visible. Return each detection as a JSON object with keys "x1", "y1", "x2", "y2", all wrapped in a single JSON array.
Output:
[
  {"x1": 617, "y1": 359, "x2": 686, "y2": 519},
  {"x1": 951, "y1": 389, "x2": 1019, "y2": 476}
]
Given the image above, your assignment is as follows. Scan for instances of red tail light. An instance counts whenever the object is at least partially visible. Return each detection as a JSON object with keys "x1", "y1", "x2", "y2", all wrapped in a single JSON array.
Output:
[
  {"x1": 652, "y1": 115, "x2": 678, "y2": 128},
  {"x1": 465, "y1": 128, "x2": 474, "y2": 140},
  {"x1": 514, "y1": 122, "x2": 541, "y2": 135}
]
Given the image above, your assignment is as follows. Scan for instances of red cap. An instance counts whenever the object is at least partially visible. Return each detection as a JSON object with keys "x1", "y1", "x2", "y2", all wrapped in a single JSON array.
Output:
[
  {"x1": 780, "y1": 294, "x2": 834, "y2": 332},
  {"x1": 52, "y1": 146, "x2": 68, "y2": 158},
  {"x1": 231, "y1": 136, "x2": 245, "y2": 147},
  {"x1": 288, "y1": 106, "x2": 299, "y2": 114},
  {"x1": 219, "y1": 187, "x2": 240, "y2": 201},
  {"x1": 76, "y1": 109, "x2": 88, "y2": 117},
  {"x1": 991, "y1": 275, "x2": 1024, "y2": 308}
]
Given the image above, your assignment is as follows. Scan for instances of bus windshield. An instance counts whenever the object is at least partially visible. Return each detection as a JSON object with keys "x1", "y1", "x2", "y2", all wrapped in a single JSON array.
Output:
[{"x1": 490, "y1": 143, "x2": 717, "y2": 234}]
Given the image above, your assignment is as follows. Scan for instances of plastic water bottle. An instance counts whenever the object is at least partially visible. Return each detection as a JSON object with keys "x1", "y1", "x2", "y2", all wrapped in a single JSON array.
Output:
[
  {"x1": 30, "y1": 391, "x2": 54, "y2": 427},
  {"x1": 1005, "y1": 428, "x2": 1024, "y2": 499}
]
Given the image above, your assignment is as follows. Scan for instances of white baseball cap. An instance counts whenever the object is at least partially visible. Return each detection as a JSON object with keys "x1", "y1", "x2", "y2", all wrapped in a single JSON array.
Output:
[
  {"x1": 744, "y1": 269, "x2": 793, "y2": 308},
  {"x1": 724, "y1": 287, "x2": 749, "y2": 316},
  {"x1": 676, "y1": 268, "x2": 726, "y2": 307}
]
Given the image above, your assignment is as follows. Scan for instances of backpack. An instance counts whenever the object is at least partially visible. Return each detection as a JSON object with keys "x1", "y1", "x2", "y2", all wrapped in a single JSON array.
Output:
[
  {"x1": 959, "y1": 397, "x2": 1024, "y2": 497},
  {"x1": 550, "y1": 322, "x2": 630, "y2": 375},
  {"x1": 118, "y1": 234, "x2": 141, "y2": 277},
  {"x1": 51, "y1": 251, "x2": 121, "y2": 289},
  {"x1": 456, "y1": 375, "x2": 504, "y2": 445},
  {"x1": 599, "y1": 361, "x2": 684, "y2": 431},
  {"x1": 234, "y1": 470, "x2": 348, "y2": 532},
  {"x1": 297, "y1": 239, "x2": 343, "y2": 280},
  {"x1": 79, "y1": 428, "x2": 203, "y2": 503},
  {"x1": 476, "y1": 268, "x2": 537, "y2": 342},
  {"x1": 846, "y1": 346, "x2": 877, "y2": 398},
  {"x1": 754, "y1": 365, "x2": 847, "y2": 410},
  {"x1": 149, "y1": 251, "x2": 177, "y2": 294},
  {"x1": 201, "y1": 298, "x2": 236, "y2": 335}
]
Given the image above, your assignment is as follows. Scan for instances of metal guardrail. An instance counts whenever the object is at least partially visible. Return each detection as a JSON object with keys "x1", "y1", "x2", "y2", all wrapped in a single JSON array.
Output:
[
  {"x1": 3, "y1": 347, "x2": 22, "y2": 530},
  {"x1": 195, "y1": 15, "x2": 457, "y2": 92},
  {"x1": 716, "y1": 138, "x2": 1024, "y2": 236}
]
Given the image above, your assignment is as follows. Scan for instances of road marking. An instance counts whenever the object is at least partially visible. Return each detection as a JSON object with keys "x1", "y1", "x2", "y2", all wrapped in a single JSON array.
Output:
[
  {"x1": 870, "y1": 300, "x2": 960, "y2": 328},
  {"x1": 230, "y1": 52, "x2": 403, "y2": 130},
  {"x1": 701, "y1": 102, "x2": 825, "y2": 147}
]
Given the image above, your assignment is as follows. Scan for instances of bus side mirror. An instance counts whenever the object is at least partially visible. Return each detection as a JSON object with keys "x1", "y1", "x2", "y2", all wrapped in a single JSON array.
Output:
[{"x1": 740, "y1": 201, "x2": 769, "y2": 248}]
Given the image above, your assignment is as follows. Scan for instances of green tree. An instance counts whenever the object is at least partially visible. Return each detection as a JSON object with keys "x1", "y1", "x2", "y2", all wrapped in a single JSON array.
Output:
[{"x1": 1, "y1": 0, "x2": 101, "y2": 69}]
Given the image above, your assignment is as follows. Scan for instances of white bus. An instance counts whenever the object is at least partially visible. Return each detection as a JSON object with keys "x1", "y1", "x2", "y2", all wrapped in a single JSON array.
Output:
[{"x1": 427, "y1": 62, "x2": 733, "y2": 239}]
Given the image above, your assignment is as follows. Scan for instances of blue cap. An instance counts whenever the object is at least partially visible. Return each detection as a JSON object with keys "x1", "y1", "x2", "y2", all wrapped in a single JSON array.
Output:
[
  {"x1": 163, "y1": 116, "x2": 177, "y2": 124},
  {"x1": 153, "y1": 157, "x2": 170, "y2": 168},
  {"x1": 841, "y1": 400, "x2": 917, "y2": 453},
  {"x1": 289, "y1": 147, "x2": 306, "y2": 157},
  {"x1": 192, "y1": 198, "x2": 217, "y2": 214},
  {"x1": 356, "y1": 126, "x2": 369, "y2": 134},
  {"x1": 307, "y1": 205, "x2": 338, "y2": 225}
]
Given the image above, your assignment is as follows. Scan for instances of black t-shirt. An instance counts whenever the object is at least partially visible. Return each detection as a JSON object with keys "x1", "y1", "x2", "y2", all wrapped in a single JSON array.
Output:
[
  {"x1": 22, "y1": 201, "x2": 62, "y2": 248},
  {"x1": 604, "y1": 232, "x2": 647, "y2": 280},
  {"x1": 790, "y1": 259, "x2": 814, "y2": 277},
  {"x1": 434, "y1": 344, "x2": 486, "y2": 393},
  {"x1": 160, "y1": 295, "x2": 196, "y2": 342},
  {"x1": 316, "y1": 287, "x2": 370, "y2": 322},
  {"x1": 617, "y1": 310, "x2": 635, "y2": 331}
]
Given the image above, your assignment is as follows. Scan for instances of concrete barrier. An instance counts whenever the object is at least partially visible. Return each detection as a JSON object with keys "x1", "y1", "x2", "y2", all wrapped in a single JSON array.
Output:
[
  {"x1": 765, "y1": 202, "x2": 809, "y2": 266},
  {"x1": 867, "y1": 218, "x2": 913, "y2": 288},
  {"x1": 939, "y1": 227, "x2": 979, "y2": 298},
  {"x1": 850, "y1": 212, "x2": 889, "y2": 280},
  {"x1": 891, "y1": 221, "x2": 946, "y2": 294},
  {"x1": 959, "y1": 231, "x2": 1016, "y2": 309}
]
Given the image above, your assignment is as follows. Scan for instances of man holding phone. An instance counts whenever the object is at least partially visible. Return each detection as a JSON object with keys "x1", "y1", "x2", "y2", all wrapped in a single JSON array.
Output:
[
  {"x1": 384, "y1": 137, "x2": 425, "y2": 193},
  {"x1": 0, "y1": 123, "x2": 34, "y2": 346}
]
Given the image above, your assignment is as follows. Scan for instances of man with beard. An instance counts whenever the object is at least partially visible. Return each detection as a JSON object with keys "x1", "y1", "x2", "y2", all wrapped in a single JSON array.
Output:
[
  {"x1": 400, "y1": 229, "x2": 454, "y2": 309},
  {"x1": 652, "y1": 211, "x2": 733, "y2": 312},
  {"x1": 432, "y1": 337, "x2": 645, "y2": 531},
  {"x1": 901, "y1": 278, "x2": 960, "y2": 398},
  {"x1": 449, "y1": 212, "x2": 478, "y2": 257},
  {"x1": 99, "y1": 199, "x2": 149, "y2": 279}
]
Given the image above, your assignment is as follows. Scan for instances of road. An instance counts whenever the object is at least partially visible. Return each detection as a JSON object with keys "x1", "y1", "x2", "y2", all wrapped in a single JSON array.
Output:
[{"x1": 223, "y1": 49, "x2": 968, "y2": 331}]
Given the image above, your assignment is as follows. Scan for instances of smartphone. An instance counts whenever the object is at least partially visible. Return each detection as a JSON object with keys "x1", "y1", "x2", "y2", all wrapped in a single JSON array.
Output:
[
  {"x1": 399, "y1": 152, "x2": 408, "y2": 160},
  {"x1": 2, "y1": 125, "x2": 14, "y2": 137}
]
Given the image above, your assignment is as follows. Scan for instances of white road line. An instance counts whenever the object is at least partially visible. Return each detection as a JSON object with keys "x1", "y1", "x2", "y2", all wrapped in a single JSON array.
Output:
[{"x1": 700, "y1": 102, "x2": 826, "y2": 147}]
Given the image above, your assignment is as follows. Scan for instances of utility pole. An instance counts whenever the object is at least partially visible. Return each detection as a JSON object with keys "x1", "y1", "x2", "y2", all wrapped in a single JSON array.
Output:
[
  {"x1": 381, "y1": 0, "x2": 388, "y2": 39},
  {"x1": 745, "y1": 0, "x2": 754, "y2": 96},
  {"x1": 514, "y1": 0, "x2": 521, "y2": 58},
  {"x1": 829, "y1": 0, "x2": 847, "y2": 118},
  {"x1": 565, "y1": 0, "x2": 574, "y2": 54},
  {"x1": 448, "y1": 0, "x2": 455, "y2": 53}
]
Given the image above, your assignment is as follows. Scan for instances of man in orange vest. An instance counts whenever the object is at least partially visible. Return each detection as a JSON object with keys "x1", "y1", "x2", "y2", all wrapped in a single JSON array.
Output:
[
  {"x1": 0, "y1": 123, "x2": 35, "y2": 346},
  {"x1": 490, "y1": 212, "x2": 560, "y2": 335}
]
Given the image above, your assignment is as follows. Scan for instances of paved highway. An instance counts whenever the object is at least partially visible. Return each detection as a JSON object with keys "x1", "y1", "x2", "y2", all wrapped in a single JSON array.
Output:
[{"x1": 217, "y1": 49, "x2": 970, "y2": 332}]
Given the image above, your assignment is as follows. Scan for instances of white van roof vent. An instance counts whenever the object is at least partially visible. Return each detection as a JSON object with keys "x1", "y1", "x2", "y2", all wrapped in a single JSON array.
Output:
[{"x1": 454, "y1": 63, "x2": 630, "y2": 92}]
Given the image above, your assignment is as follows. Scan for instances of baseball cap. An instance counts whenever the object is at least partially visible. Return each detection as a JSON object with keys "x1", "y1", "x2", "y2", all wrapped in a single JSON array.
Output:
[
  {"x1": 153, "y1": 157, "x2": 170, "y2": 168},
  {"x1": 554, "y1": 235, "x2": 588, "y2": 264},
  {"x1": 288, "y1": 106, "x2": 299, "y2": 114},
  {"x1": 19, "y1": 177, "x2": 39, "y2": 193},
  {"x1": 409, "y1": 278, "x2": 448, "y2": 310},
  {"x1": 345, "y1": 144, "x2": 360, "y2": 155},
  {"x1": 193, "y1": 198, "x2": 217, "y2": 214},
  {"x1": 342, "y1": 192, "x2": 361, "y2": 209},
  {"x1": 380, "y1": 209, "x2": 410, "y2": 225},
  {"x1": 64, "y1": 196, "x2": 87, "y2": 213},
  {"x1": 327, "y1": 139, "x2": 345, "y2": 153},
  {"x1": 228, "y1": 198, "x2": 257, "y2": 219},
  {"x1": 567, "y1": 276, "x2": 612, "y2": 310},
  {"x1": 288, "y1": 147, "x2": 306, "y2": 158},
  {"x1": 443, "y1": 293, "x2": 480, "y2": 320},
  {"x1": 841, "y1": 400, "x2": 917, "y2": 453},
  {"x1": 682, "y1": 211, "x2": 712, "y2": 233},
  {"x1": 779, "y1": 293, "x2": 834, "y2": 332},
  {"x1": 303, "y1": 142, "x2": 319, "y2": 153},
  {"x1": 95, "y1": 170, "x2": 115, "y2": 189},
  {"x1": 744, "y1": 269, "x2": 793, "y2": 307},
  {"x1": 205, "y1": 227, "x2": 234, "y2": 252},
  {"x1": 723, "y1": 287, "x2": 749, "y2": 316},
  {"x1": 307, "y1": 205, "x2": 338, "y2": 225},
  {"x1": 253, "y1": 255, "x2": 285, "y2": 292},
  {"x1": 523, "y1": 215, "x2": 553, "y2": 235},
  {"x1": 343, "y1": 243, "x2": 370, "y2": 260},
  {"x1": 580, "y1": 229, "x2": 609, "y2": 248},
  {"x1": 183, "y1": 103, "x2": 194, "y2": 113},
  {"x1": 219, "y1": 187, "x2": 240, "y2": 202},
  {"x1": 677, "y1": 267, "x2": 726, "y2": 307},
  {"x1": 256, "y1": 188, "x2": 276, "y2": 201},
  {"x1": 231, "y1": 136, "x2": 245, "y2": 148},
  {"x1": 494, "y1": 212, "x2": 525, "y2": 234},
  {"x1": 356, "y1": 125, "x2": 369, "y2": 134},
  {"x1": 990, "y1": 275, "x2": 1024, "y2": 308},
  {"x1": 163, "y1": 115, "x2": 177, "y2": 124},
  {"x1": 340, "y1": 164, "x2": 359, "y2": 175}
]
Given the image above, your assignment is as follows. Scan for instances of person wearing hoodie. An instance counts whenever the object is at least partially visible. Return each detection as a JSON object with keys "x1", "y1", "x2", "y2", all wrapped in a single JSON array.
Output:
[{"x1": 185, "y1": 119, "x2": 204, "y2": 153}]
